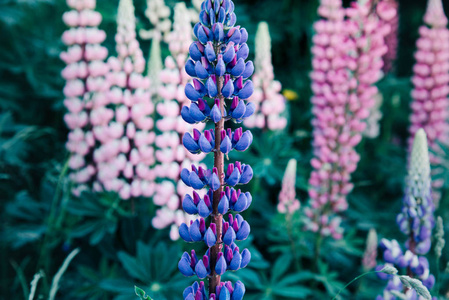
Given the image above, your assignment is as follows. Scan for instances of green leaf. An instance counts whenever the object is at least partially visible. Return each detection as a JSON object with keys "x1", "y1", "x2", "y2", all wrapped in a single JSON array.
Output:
[
  {"x1": 271, "y1": 252, "x2": 292, "y2": 283},
  {"x1": 134, "y1": 286, "x2": 152, "y2": 300}
]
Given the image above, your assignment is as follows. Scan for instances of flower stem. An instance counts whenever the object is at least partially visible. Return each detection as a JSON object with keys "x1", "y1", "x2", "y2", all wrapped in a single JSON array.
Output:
[
  {"x1": 331, "y1": 270, "x2": 379, "y2": 300},
  {"x1": 209, "y1": 75, "x2": 225, "y2": 295}
]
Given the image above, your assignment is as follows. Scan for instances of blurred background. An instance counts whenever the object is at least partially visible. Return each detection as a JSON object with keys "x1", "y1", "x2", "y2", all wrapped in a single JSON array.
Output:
[{"x1": 1, "y1": 0, "x2": 449, "y2": 299}]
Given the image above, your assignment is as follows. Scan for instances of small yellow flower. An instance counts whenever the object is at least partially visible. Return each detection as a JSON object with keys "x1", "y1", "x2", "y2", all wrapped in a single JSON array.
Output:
[{"x1": 282, "y1": 89, "x2": 299, "y2": 101}]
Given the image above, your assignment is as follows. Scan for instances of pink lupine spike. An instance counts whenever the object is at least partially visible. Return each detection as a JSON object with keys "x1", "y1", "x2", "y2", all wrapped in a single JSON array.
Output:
[
  {"x1": 409, "y1": 0, "x2": 449, "y2": 206},
  {"x1": 305, "y1": 0, "x2": 391, "y2": 239},
  {"x1": 61, "y1": 0, "x2": 110, "y2": 196}
]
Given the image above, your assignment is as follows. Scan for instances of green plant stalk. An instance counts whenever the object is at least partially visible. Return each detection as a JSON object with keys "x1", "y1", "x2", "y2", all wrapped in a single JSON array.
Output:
[
  {"x1": 36, "y1": 158, "x2": 70, "y2": 290},
  {"x1": 10, "y1": 260, "x2": 29, "y2": 300},
  {"x1": 48, "y1": 248, "x2": 80, "y2": 300},
  {"x1": 331, "y1": 270, "x2": 380, "y2": 300}
]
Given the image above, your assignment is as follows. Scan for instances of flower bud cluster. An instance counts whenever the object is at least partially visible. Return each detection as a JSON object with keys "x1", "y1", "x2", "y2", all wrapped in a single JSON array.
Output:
[
  {"x1": 377, "y1": 129, "x2": 436, "y2": 299},
  {"x1": 91, "y1": 0, "x2": 155, "y2": 200},
  {"x1": 362, "y1": 229, "x2": 378, "y2": 271},
  {"x1": 377, "y1": 0, "x2": 399, "y2": 73},
  {"x1": 61, "y1": 0, "x2": 109, "y2": 196},
  {"x1": 151, "y1": 3, "x2": 207, "y2": 241},
  {"x1": 277, "y1": 159, "x2": 300, "y2": 214},
  {"x1": 305, "y1": 0, "x2": 391, "y2": 239},
  {"x1": 140, "y1": 0, "x2": 171, "y2": 41},
  {"x1": 409, "y1": 0, "x2": 449, "y2": 204},
  {"x1": 178, "y1": 0, "x2": 255, "y2": 298},
  {"x1": 244, "y1": 22, "x2": 287, "y2": 131}
]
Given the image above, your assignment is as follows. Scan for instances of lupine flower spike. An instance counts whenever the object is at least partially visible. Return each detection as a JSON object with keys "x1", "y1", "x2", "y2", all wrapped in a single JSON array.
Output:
[
  {"x1": 363, "y1": 93, "x2": 383, "y2": 139},
  {"x1": 244, "y1": 22, "x2": 287, "y2": 131},
  {"x1": 277, "y1": 159, "x2": 300, "y2": 215},
  {"x1": 377, "y1": 0, "x2": 399, "y2": 74},
  {"x1": 362, "y1": 229, "x2": 378, "y2": 271},
  {"x1": 178, "y1": 0, "x2": 255, "y2": 298},
  {"x1": 305, "y1": 0, "x2": 390, "y2": 239},
  {"x1": 61, "y1": 0, "x2": 109, "y2": 196},
  {"x1": 140, "y1": 0, "x2": 171, "y2": 94},
  {"x1": 151, "y1": 2, "x2": 206, "y2": 240},
  {"x1": 409, "y1": 0, "x2": 449, "y2": 206},
  {"x1": 93, "y1": 0, "x2": 155, "y2": 200},
  {"x1": 377, "y1": 129, "x2": 436, "y2": 299}
]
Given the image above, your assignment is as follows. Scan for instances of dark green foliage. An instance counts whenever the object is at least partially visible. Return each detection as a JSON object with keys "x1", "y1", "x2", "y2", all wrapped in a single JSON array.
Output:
[{"x1": 1, "y1": 0, "x2": 449, "y2": 299}]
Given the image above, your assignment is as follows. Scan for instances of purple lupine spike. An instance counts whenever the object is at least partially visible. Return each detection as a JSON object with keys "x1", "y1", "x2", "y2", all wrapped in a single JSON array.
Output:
[
  {"x1": 179, "y1": 0, "x2": 253, "y2": 297},
  {"x1": 377, "y1": 129, "x2": 436, "y2": 297}
]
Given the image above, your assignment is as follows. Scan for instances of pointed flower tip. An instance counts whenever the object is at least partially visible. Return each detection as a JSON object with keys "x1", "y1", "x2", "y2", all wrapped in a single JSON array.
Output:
[
  {"x1": 424, "y1": 0, "x2": 448, "y2": 27},
  {"x1": 409, "y1": 128, "x2": 430, "y2": 179}
]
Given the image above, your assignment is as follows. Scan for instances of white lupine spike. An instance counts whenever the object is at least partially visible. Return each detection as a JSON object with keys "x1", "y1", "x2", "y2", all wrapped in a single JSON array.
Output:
[
  {"x1": 117, "y1": 0, "x2": 136, "y2": 30},
  {"x1": 147, "y1": 39, "x2": 162, "y2": 94},
  {"x1": 254, "y1": 22, "x2": 273, "y2": 82},
  {"x1": 424, "y1": 0, "x2": 448, "y2": 27},
  {"x1": 140, "y1": 0, "x2": 172, "y2": 40},
  {"x1": 409, "y1": 129, "x2": 431, "y2": 195}
]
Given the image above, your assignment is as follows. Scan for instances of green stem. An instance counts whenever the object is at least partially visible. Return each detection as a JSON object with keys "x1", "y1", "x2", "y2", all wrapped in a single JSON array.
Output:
[
  {"x1": 331, "y1": 270, "x2": 380, "y2": 300},
  {"x1": 313, "y1": 233, "x2": 323, "y2": 272},
  {"x1": 36, "y1": 158, "x2": 70, "y2": 276}
]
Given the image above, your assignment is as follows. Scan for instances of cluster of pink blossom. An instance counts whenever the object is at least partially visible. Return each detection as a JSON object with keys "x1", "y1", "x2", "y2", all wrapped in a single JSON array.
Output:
[
  {"x1": 91, "y1": 0, "x2": 155, "y2": 200},
  {"x1": 409, "y1": 0, "x2": 449, "y2": 204},
  {"x1": 305, "y1": 0, "x2": 391, "y2": 239},
  {"x1": 378, "y1": 0, "x2": 399, "y2": 73},
  {"x1": 61, "y1": 0, "x2": 109, "y2": 196},
  {"x1": 244, "y1": 22, "x2": 287, "y2": 131},
  {"x1": 277, "y1": 159, "x2": 300, "y2": 215},
  {"x1": 151, "y1": 3, "x2": 205, "y2": 240}
]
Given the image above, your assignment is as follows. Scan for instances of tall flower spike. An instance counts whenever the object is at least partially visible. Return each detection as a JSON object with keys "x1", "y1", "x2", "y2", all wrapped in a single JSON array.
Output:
[
  {"x1": 244, "y1": 22, "x2": 287, "y2": 131},
  {"x1": 93, "y1": 0, "x2": 155, "y2": 200},
  {"x1": 362, "y1": 229, "x2": 378, "y2": 271},
  {"x1": 409, "y1": 0, "x2": 449, "y2": 206},
  {"x1": 179, "y1": 0, "x2": 254, "y2": 298},
  {"x1": 277, "y1": 159, "x2": 300, "y2": 215},
  {"x1": 377, "y1": 0, "x2": 399, "y2": 73},
  {"x1": 363, "y1": 93, "x2": 383, "y2": 138},
  {"x1": 152, "y1": 2, "x2": 206, "y2": 241},
  {"x1": 305, "y1": 0, "x2": 390, "y2": 240},
  {"x1": 377, "y1": 129, "x2": 436, "y2": 299},
  {"x1": 61, "y1": 0, "x2": 110, "y2": 196},
  {"x1": 140, "y1": 0, "x2": 172, "y2": 95}
]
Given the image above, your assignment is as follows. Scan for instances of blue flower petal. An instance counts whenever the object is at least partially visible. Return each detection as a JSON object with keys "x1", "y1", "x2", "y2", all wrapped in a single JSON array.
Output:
[
  {"x1": 234, "y1": 131, "x2": 252, "y2": 151},
  {"x1": 185, "y1": 59, "x2": 197, "y2": 77},
  {"x1": 185, "y1": 83, "x2": 201, "y2": 101},
  {"x1": 231, "y1": 58, "x2": 245, "y2": 77},
  {"x1": 195, "y1": 260, "x2": 208, "y2": 279},
  {"x1": 181, "y1": 106, "x2": 196, "y2": 124},
  {"x1": 236, "y1": 221, "x2": 250, "y2": 241},
  {"x1": 215, "y1": 255, "x2": 227, "y2": 276},
  {"x1": 223, "y1": 227, "x2": 236, "y2": 246},
  {"x1": 179, "y1": 223, "x2": 193, "y2": 242},
  {"x1": 242, "y1": 61, "x2": 254, "y2": 79},
  {"x1": 238, "y1": 80, "x2": 254, "y2": 100},
  {"x1": 236, "y1": 44, "x2": 249, "y2": 61},
  {"x1": 231, "y1": 281, "x2": 245, "y2": 300},
  {"x1": 240, "y1": 249, "x2": 251, "y2": 268},
  {"x1": 204, "y1": 227, "x2": 217, "y2": 248},
  {"x1": 239, "y1": 165, "x2": 253, "y2": 185},
  {"x1": 195, "y1": 61, "x2": 209, "y2": 79},
  {"x1": 183, "y1": 132, "x2": 200, "y2": 154},
  {"x1": 220, "y1": 135, "x2": 232, "y2": 155},
  {"x1": 182, "y1": 194, "x2": 198, "y2": 215},
  {"x1": 222, "y1": 80, "x2": 235, "y2": 98}
]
